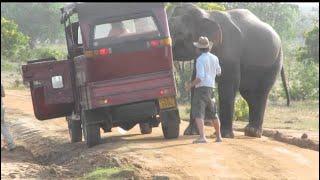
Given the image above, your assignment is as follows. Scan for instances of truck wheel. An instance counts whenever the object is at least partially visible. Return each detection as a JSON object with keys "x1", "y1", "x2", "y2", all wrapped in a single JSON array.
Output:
[
  {"x1": 160, "y1": 109, "x2": 180, "y2": 139},
  {"x1": 83, "y1": 124, "x2": 101, "y2": 148},
  {"x1": 81, "y1": 110, "x2": 101, "y2": 148},
  {"x1": 139, "y1": 122, "x2": 152, "y2": 134},
  {"x1": 67, "y1": 118, "x2": 82, "y2": 143}
]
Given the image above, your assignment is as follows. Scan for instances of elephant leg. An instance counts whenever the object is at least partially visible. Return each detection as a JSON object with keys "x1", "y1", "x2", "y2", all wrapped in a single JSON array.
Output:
[
  {"x1": 218, "y1": 62, "x2": 240, "y2": 138},
  {"x1": 218, "y1": 83, "x2": 237, "y2": 138},
  {"x1": 184, "y1": 60, "x2": 199, "y2": 135},
  {"x1": 241, "y1": 90, "x2": 269, "y2": 138},
  {"x1": 183, "y1": 116, "x2": 199, "y2": 135},
  {"x1": 240, "y1": 60, "x2": 280, "y2": 138}
]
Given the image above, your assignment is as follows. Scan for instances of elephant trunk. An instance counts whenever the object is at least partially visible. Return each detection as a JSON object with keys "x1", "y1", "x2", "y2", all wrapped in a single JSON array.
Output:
[{"x1": 281, "y1": 66, "x2": 290, "y2": 106}]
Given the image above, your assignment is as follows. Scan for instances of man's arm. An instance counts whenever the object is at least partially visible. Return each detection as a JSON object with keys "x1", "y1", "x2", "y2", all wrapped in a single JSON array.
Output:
[{"x1": 188, "y1": 78, "x2": 201, "y2": 89}]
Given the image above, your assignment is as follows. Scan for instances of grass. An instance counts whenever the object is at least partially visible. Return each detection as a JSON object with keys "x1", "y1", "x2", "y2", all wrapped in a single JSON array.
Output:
[
  {"x1": 178, "y1": 100, "x2": 319, "y2": 132},
  {"x1": 82, "y1": 166, "x2": 135, "y2": 180},
  {"x1": 1, "y1": 71, "x2": 27, "y2": 90},
  {"x1": 1, "y1": 60, "x2": 22, "y2": 72},
  {"x1": 257, "y1": 100, "x2": 318, "y2": 131}
]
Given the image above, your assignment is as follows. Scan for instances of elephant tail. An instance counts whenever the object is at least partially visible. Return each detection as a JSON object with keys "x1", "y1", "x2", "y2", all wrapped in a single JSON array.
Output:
[{"x1": 281, "y1": 66, "x2": 290, "y2": 106}]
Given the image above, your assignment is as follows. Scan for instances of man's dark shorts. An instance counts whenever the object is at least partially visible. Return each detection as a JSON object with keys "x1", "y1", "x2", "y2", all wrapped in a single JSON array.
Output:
[{"x1": 191, "y1": 86, "x2": 218, "y2": 120}]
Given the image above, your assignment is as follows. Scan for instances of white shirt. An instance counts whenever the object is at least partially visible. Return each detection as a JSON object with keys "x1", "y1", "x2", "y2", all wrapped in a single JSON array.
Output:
[{"x1": 195, "y1": 52, "x2": 221, "y2": 88}]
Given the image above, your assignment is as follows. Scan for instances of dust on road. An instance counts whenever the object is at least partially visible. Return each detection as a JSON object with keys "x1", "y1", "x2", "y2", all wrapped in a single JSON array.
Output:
[{"x1": 1, "y1": 89, "x2": 319, "y2": 179}]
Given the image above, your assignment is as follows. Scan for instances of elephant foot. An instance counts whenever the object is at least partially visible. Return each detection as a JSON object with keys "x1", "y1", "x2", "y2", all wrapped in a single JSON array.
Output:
[
  {"x1": 244, "y1": 124, "x2": 262, "y2": 138},
  {"x1": 183, "y1": 123, "x2": 199, "y2": 135},
  {"x1": 221, "y1": 129, "x2": 234, "y2": 138}
]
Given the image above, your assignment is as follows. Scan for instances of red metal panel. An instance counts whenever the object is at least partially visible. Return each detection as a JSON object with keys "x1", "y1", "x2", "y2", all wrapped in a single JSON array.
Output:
[
  {"x1": 30, "y1": 86, "x2": 74, "y2": 120},
  {"x1": 87, "y1": 71, "x2": 176, "y2": 109},
  {"x1": 22, "y1": 60, "x2": 75, "y2": 120},
  {"x1": 85, "y1": 46, "x2": 172, "y2": 83}
]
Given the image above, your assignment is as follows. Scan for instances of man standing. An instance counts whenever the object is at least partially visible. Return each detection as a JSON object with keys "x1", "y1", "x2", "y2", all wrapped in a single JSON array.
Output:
[
  {"x1": 1, "y1": 83, "x2": 16, "y2": 151},
  {"x1": 185, "y1": 36, "x2": 222, "y2": 143}
]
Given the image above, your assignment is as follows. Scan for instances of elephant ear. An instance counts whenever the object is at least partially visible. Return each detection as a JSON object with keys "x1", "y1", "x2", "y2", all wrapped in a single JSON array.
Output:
[{"x1": 198, "y1": 18, "x2": 223, "y2": 47}]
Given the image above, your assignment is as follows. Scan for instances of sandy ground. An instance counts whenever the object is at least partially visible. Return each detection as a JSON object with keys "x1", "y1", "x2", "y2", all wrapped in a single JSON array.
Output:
[{"x1": 1, "y1": 89, "x2": 319, "y2": 179}]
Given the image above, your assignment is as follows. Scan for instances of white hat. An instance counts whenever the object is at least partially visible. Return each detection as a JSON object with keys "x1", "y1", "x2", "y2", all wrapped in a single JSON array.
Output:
[{"x1": 193, "y1": 36, "x2": 213, "y2": 49}]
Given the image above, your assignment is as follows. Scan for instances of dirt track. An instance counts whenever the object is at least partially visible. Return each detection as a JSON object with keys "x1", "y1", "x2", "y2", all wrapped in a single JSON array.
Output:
[{"x1": 1, "y1": 89, "x2": 319, "y2": 179}]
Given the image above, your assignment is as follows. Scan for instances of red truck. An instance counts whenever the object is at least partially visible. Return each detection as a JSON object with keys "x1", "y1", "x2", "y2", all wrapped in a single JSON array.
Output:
[{"x1": 22, "y1": 3, "x2": 180, "y2": 147}]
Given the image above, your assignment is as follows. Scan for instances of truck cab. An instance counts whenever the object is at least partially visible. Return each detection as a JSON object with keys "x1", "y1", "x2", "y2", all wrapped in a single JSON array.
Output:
[{"x1": 22, "y1": 3, "x2": 180, "y2": 147}]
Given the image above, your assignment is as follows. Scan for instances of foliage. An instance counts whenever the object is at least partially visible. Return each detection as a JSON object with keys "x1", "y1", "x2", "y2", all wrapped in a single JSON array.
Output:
[
  {"x1": 286, "y1": 24, "x2": 319, "y2": 101},
  {"x1": 222, "y1": 3, "x2": 300, "y2": 42},
  {"x1": 289, "y1": 59, "x2": 319, "y2": 100},
  {"x1": 30, "y1": 46, "x2": 67, "y2": 60},
  {"x1": 1, "y1": 60, "x2": 21, "y2": 72},
  {"x1": 234, "y1": 96, "x2": 249, "y2": 121},
  {"x1": 1, "y1": 3, "x2": 65, "y2": 48},
  {"x1": 301, "y1": 25, "x2": 319, "y2": 64},
  {"x1": 1, "y1": 17, "x2": 30, "y2": 61},
  {"x1": 196, "y1": 3, "x2": 225, "y2": 11},
  {"x1": 174, "y1": 61, "x2": 194, "y2": 104}
]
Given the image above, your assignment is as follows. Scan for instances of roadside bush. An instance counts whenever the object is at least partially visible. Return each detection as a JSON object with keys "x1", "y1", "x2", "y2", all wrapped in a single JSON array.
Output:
[
  {"x1": 289, "y1": 60, "x2": 319, "y2": 100},
  {"x1": 1, "y1": 17, "x2": 30, "y2": 62},
  {"x1": 30, "y1": 47, "x2": 67, "y2": 60},
  {"x1": 234, "y1": 96, "x2": 249, "y2": 121},
  {"x1": 1, "y1": 60, "x2": 20, "y2": 72},
  {"x1": 268, "y1": 78, "x2": 283, "y2": 102}
]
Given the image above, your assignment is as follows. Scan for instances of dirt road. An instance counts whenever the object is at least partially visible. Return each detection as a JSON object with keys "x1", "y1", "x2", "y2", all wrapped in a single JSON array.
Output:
[{"x1": 1, "y1": 89, "x2": 319, "y2": 179}]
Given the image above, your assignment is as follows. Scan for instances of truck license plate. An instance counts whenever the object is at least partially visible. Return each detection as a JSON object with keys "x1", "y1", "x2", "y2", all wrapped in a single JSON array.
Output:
[{"x1": 159, "y1": 96, "x2": 176, "y2": 109}]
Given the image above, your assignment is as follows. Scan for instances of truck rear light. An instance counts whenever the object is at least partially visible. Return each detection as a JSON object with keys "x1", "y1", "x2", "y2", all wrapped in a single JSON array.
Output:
[
  {"x1": 160, "y1": 37, "x2": 172, "y2": 46},
  {"x1": 160, "y1": 89, "x2": 164, "y2": 95},
  {"x1": 149, "y1": 37, "x2": 172, "y2": 48},
  {"x1": 150, "y1": 40, "x2": 161, "y2": 47},
  {"x1": 99, "y1": 98, "x2": 110, "y2": 105},
  {"x1": 84, "y1": 50, "x2": 94, "y2": 58},
  {"x1": 99, "y1": 48, "x2": 111, "y2": 56},
  {"x1": 160, "y1": 89, "x2": 169, "y2": 96},
  {"x1": 84, "y1": 48, "x2": 111, "y2": 58}
]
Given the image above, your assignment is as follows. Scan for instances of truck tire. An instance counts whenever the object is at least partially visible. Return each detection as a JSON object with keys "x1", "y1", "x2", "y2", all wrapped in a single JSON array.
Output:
[
  {"x1": 160, "y1": 109, "x2": 180, "y2": 139},
  {"x1": 83, "y1": 124, "x2": 101, "y2": 148},
  {"x1": 139, "y1": 122, "x2": 152, "y2": 134},
  {"x1": 67, "y1": 118, "x2": 82, "y2": 143},
  {"x1": 81, "y1": 110, "x2": 101, "y2": 148}
]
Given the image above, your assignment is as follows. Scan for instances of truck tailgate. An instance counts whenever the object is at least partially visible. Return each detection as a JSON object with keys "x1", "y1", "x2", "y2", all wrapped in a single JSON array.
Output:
[{"x1": 86, "y1": 70, "x2": 176, "y2": 109}]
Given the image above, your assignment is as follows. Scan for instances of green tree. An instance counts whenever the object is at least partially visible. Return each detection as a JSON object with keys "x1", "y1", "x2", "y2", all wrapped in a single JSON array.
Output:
[
  {"x1": 289, "y1": 60, "x2": 318, "y2": 100},
  {"x1": 222, "y1": 3, "x2": 300, "y2": 42},
  {"x1": 284, "y1": 24, "x2": 319, "y2": 101},
  {"x1": 1, "y1": 3, "x2": 65, "y2": 48},
  {"x1": 1, "y1": 17, "x2": 30, "y2": 61},
  {"x1": 303, "y1": 25, "x2": 319, "y2": 63}
]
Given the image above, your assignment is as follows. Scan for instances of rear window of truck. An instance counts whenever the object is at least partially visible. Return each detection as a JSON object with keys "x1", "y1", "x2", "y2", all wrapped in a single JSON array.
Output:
[{"x1": 92, "y1": 16, "x2": 161, "y2": 47}]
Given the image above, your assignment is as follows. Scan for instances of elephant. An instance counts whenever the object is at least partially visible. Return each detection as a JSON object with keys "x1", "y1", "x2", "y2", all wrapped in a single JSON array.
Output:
[{"x1": 168, "y1": 3, "x2": 290, "y2": 138}]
